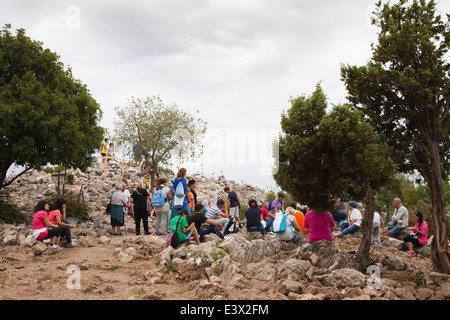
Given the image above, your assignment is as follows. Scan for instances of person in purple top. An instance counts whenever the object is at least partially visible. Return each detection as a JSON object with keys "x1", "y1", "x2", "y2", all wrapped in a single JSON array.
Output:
[
  {"x1": 270, "y1": 193, "x2": 285, "y2": 214},
  {"x1": 265, "y1": 193, "x2": 285, "y2": 232}
]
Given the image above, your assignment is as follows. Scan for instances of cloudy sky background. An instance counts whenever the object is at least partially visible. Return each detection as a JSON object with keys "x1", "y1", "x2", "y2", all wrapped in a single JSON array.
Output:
[{"x1": 2, "y1": 0, "x2": 449, "y2": 191}]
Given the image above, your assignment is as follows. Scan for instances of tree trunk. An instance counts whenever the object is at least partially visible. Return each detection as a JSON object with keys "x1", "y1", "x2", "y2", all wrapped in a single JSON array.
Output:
[
  {"x1": 428, "y1": 142, "x2": 450, "y2": 274},
  {"x1": 0, "y1": 160, "x2": 13, "y2": 190},
  {"x1": 357, "y1": 185, "x2": 375, "y2": 267}
]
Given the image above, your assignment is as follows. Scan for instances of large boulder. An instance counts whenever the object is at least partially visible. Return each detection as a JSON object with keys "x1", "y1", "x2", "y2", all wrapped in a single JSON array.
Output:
[
  {"x1": 331, "y1": 269, "x2": 367, "y2": 289},
  {"x1": 298, "y1": 240, "x2": 357, "y2": 270},
  {"x1": 219, "y1": 235, "x2": 280, "y2": 263}
]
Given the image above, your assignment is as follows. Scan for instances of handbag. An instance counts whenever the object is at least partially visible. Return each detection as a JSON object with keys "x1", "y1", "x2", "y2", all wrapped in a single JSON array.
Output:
[
  {"x1": 106, "y1": 195, "x2": 112, "y2": 214},
  {"x1": 167, "y1": 216, "x2": 181, "y2": 248}
]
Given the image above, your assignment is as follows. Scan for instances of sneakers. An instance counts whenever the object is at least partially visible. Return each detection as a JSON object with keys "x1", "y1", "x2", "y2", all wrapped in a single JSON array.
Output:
[
  {"x1": 406, "y1": 251, "x2": 417, "y2": 257},
  {"x1": 66, "y1": 243, "x2": 77, "y2": 248},
  {"x1": 49, "y1": 243, "x2": 62, "y2": 250}
]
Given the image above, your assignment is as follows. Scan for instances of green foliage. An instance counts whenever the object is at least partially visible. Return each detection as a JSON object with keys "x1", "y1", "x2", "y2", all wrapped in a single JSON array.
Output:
[
  {"x1": 0, "y1": 25, "x2": 105, "y2": 189},
  {"x1": 114, "y1": 96, "x2": 207, "y2": 183},
  {"x1": 341, "y1": 1, "x2": 450, "y2": 272},
  {"x1": 0, "y1": 192, "x2": 25, "y2": 224},
  {"x1": 273, "y1": 84, "x2": 396, "y2": 211},
  {"x1": 341, "y1": 0, "x2": 450, "y2": 186},
  {"x1": 46, "y1": 191, "x2": 90, "y2": 223}
]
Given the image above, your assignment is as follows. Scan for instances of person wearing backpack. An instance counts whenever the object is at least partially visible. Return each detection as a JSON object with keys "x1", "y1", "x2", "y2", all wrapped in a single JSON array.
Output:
[
  {"x1": 153, "y1": 178, "x2": 173, "y2": 235},
  {"x1": 130, "y1": 183, "x2": 151, "y2": 235},
  {"x1": 171, "y1": 168, "x2": 189, "y2": 214},
  {"x1": 275, "y1": 207, "x2": 303, "y2": 244}
]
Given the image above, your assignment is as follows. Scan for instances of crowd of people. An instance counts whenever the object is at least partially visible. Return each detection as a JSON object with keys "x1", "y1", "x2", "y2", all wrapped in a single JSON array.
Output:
[{"x1": 30, "y1": 164, "x2": 428, "y2": 257}]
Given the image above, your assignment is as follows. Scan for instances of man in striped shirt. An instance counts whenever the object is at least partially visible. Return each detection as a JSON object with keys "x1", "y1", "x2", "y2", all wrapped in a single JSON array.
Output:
[{"x1": 206, "y1": 198, "x2": 231, "y2": 231}]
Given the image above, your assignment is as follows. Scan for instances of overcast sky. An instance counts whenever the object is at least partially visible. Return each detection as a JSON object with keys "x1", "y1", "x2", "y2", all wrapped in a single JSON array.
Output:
[{"x1": 2, "y1": 1, "x2": 449, "y2": 191}]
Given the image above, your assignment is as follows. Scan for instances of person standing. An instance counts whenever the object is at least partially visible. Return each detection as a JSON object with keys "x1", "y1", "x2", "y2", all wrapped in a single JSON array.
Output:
[
  {"x1": 130, "y1": 183, "x2": 151, "y2": 235},
  {"x1": 101, "y1": 138, "x2": 109, "y2": 164},
  {"x1": 224, "y1": 187, "x2": 241, "y2": 227},
  {"x1": 372, "y1": 211, "x2": 385, "y2": 245},
  {"x1": 189, "y1": 179, "x2": 198, "y2": 206},
  {"x1": 171, "y1": 168, "x2": 189, "y2": 213},
  {"x1": 110, "y1": 182, "x2": 129, "y2": 236},
  {"x1": 153, "y1": 178, "x2": 172, "y2": 235}
]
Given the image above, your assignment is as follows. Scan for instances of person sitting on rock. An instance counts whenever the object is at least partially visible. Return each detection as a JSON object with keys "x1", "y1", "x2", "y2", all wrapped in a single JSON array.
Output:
[
  {"x1": 205, "y1": 198, "x2": 234, "y2": 234},
  {"x1": 403, "y1": 211, "x2": 428, "y2": 257},
  {"x1": 48, "y1": 198, "x2": 76, "y2": 248},
  {"x1": 336, "y1": 201, "x2": 362, "y2": 237},
  {"x1": 169, "y1": 209, "x2": 200, "y2": 246},
  {"x1": 30, "y1": 201, "x2": 63, "y2": 250},
  {"x1": 380, "y1": 198, "x2": 409, "y2": 241},
  {"x1": 188, "y1": 203, "x2": 222, "y2": 241},
  {"x1": 303, "y1": 208, "x2": 335, "y2": 243},
  {"x1": 245, "y1": 199, "x2": 265, "y2": 238},
  {"x1": 277, "y1": 207, "x2": 303, "y2": 244}
]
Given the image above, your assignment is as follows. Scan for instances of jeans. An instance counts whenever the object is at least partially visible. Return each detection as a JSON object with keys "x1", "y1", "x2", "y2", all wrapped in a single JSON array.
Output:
[
  {"x1": 247, "y1": 223, "x2": 265, "y2": 238},
  {"x1": 387, "y1": 223, "x2": 405, "y2": 236},
  {"x1": 339, "y1": 221, "x2": 360, "y2": 236},
  {"x1": 199, "y1": 225, "x2": 224, "y2": 241},
  {"x1": 265, "y1": 218, "x2": 274, "y2": 232}
]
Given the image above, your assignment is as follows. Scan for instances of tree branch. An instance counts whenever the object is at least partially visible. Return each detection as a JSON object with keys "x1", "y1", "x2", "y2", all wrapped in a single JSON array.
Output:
[{"x1": 0, "y1": 166, "x2": 34, "y2": 189}]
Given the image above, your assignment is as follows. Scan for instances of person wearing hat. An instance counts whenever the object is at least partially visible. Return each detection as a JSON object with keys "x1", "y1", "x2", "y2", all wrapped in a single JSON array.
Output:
[{"x1": 336, "y1": 201, "x2": 362, "y2": 237}]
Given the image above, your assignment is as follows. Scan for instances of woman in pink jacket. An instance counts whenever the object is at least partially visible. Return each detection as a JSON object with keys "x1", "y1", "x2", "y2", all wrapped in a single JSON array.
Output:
[{"x1": 403, "y1": 211, "x2": 428, "y2": 257}]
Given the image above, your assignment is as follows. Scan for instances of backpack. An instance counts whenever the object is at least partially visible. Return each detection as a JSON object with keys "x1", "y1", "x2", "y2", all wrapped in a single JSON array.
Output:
[
  {"x1": 228, "y1": 220, "x2": 240, "y2": 234},
  {"x1": 175, "y1": 179, "x2": 185, "y2": 198},
  {"x1": 173, "y1": 179, "x2": 186, "y2": 210},
  {"x1": 167, "y1": 216, "x2": 181, "y2": 248},
  {"x1": 268, "y1": 200, "x2": 273, "y2": 212},
  {"x1": 151, "y1": 187, "x2": 166, "y2": 208},
  {"x1": 273, "y1": 211, "x2": 287, "y2": 234}
]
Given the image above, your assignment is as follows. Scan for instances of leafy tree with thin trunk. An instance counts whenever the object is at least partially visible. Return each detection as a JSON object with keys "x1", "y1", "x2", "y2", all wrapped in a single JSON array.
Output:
[
  {"x1": 114, "y1": 96, "x2": 207, "y2": 187},
  {"x1": 0, "y1": 25, "x2": 105, "y2": 190},
  {"x1": 341, "y1": 0, "x2": 450, "y2": 273}
]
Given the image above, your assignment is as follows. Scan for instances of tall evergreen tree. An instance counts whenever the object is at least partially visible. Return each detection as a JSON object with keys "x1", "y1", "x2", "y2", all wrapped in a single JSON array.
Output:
[
  {"x1": 341, "y1": 0, "x2": 450, "y2": 273},
  {"x1": 274, "y1": 84, "x2": 396, "y2": 264}
]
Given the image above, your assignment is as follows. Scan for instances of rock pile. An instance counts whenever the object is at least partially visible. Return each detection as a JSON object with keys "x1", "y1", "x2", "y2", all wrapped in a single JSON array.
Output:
[{"x1": 4, "y1": 160, "x2": 267, "y2": 217}]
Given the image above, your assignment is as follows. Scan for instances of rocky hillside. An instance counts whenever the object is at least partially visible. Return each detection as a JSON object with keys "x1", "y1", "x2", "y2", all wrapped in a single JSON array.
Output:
[
  {"x1": 1, "y1": 160, "x2": 449, "y2": 302},
  {"x1": 4, "y1": 160, "x2": 267, "y2": 217}
]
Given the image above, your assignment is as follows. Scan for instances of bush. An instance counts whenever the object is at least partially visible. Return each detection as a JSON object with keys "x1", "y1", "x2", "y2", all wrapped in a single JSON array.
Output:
[
  {"x1": 0, "y1": 192, "x2": 26, "y2": 224},
  {"x1": 46, "y1": 191, "x2": 90, "y2": 223}
]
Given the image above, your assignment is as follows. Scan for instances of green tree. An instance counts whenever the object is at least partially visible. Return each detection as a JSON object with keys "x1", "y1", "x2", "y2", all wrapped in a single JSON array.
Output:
[
  {"x1": 0, "y1": 25, "x2": 105, "y2": 190},
  {"x1": 274, "y1": 84, "x2": 396, "y2": 264},
  {"x1": 114, "y1": 96, "x2": 207, "y2": 187},
  {"x1": 341, "y1": 0, "x2": 450, "y2": 273}
]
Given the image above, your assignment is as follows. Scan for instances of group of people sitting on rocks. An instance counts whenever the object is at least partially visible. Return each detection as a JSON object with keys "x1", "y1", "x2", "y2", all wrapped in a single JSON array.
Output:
[
  {"x1": 29, "y1": 163, "x2": 429, "y2": 257},
  {"x1": 330, "y1": 197, "x2": 428, "y2": 257}
]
